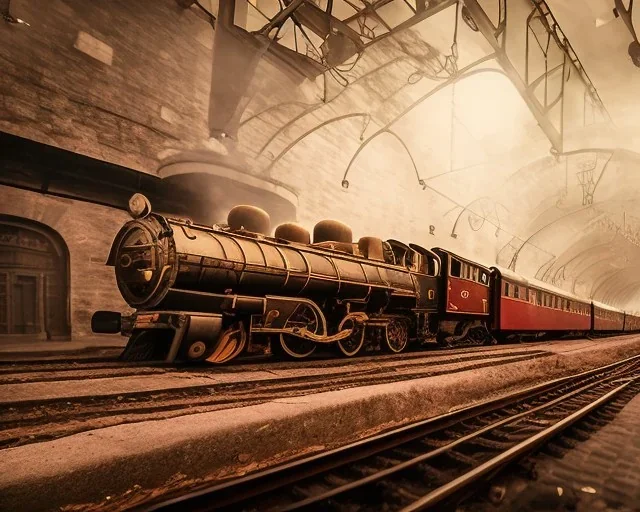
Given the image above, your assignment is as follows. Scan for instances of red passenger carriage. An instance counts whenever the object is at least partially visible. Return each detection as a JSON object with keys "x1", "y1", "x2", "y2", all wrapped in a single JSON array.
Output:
[
  {"x1": 624, "y1": 312, "x2": 640, "y2": 332},
  {"x1": 491, "y1": 266, "x2": 591, "y2": 337},
  {"x1": 592, "y1": 301, "x2": 626, "y2": 332}
]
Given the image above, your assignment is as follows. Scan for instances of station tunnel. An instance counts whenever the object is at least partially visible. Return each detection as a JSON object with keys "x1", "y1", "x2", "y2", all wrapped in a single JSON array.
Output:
[{"x1": 3, "y1": 1, "x2": 640, "y2": 511}]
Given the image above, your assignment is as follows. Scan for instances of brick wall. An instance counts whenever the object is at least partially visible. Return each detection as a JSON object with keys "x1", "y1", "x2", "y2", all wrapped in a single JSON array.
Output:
[
  {"x1": 0, "y1": 185, "x2": 130, "y2": 339},
  {"x1": 0, "y1": 0, "x2": 213, "y2": 172}
]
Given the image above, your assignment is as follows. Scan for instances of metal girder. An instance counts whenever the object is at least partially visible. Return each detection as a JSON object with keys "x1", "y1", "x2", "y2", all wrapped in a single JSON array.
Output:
[
  {"x1": 463, "y1": 0, "x2": 609, "y2": 154},
  {"x1": 464, "y1": 0, "x2": 561, "y2": 151}
]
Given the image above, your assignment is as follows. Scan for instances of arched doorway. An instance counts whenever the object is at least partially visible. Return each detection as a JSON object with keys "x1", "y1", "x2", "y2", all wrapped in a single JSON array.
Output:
[{"x1": 0, "y1": 216, "x2": 70, "y2": 340}]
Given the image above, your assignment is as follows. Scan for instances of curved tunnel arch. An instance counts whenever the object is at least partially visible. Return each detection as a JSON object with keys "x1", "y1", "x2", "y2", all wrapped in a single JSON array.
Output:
[
  {"x1": 0, "y1": 215, "x2": 71, "y2": 339},
  {"x1": 341, "y1": 65, "x2": 508, "y2": 190},
  {"x1": 494, "y1": 149, "x2": 640, "y2": 310}
]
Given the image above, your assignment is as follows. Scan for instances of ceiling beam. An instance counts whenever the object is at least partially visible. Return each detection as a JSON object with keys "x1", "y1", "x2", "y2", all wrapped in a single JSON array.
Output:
[{"x1": 463, "y1": 0, "x2": 564, "y2": 153}]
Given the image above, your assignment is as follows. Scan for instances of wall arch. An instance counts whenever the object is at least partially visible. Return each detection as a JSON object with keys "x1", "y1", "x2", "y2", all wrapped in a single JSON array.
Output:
[{"x1": 0, "y1": 215, "x2": 71, "y2": 339}]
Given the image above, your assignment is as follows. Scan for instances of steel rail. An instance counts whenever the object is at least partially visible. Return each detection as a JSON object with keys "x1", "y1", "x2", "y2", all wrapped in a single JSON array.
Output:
[
  {"x1": 137, "y1": 353, "x2": 640, "y2": 511},
  {"x1": 402, "y1": 377, "x2": 637, "y2": 511},
  {"x1": 273, "y1": 370, "x2": 637, "y2": 511}
]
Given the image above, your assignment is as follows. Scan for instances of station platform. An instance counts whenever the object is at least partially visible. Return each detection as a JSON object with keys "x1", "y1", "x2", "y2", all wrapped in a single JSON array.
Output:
[
  {"x1": 0, "y1": 335, "x2": 127, "y2": 361},
  {"x1": 1, "y1": 335, "x2": 639, "y2": 511}
]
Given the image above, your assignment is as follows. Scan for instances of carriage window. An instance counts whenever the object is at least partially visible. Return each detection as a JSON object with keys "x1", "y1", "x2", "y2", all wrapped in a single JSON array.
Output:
[
  {"x1": 513, "y1": 285, "x2": 519, "y2": 299},
  {"x1": 503, "y1": 282, "x2": 510, "y2": 297},
  {"x1": 450, "y1": 258, "x2": 461, "y2": 277},
  {"x1": 537, "y1": 292, "x2": 542, "y2": 306},
  {"x1": 472, "y1": 267, "x2": 480, "y2": 282},
  {"x1": 480, "y1": 271, "x2": 488, "y2": 285}
]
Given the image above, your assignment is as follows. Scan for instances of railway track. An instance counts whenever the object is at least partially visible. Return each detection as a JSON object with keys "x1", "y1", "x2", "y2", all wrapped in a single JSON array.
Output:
[
  {"x1": 0, "y1": 335, "x2": 631, "y2": 384},
  {"x1": 134, "y1": 355, "x2": 640, "y2": 512},
  {"x1": 0, "y1": 341, "x2": 550, "y2": 379},
  {"x1": 0, "y1": 349, "x2": 551, "y2": 448},
  {"x1": 0, "y1": 348, "x2": 551, "y2": 386}
]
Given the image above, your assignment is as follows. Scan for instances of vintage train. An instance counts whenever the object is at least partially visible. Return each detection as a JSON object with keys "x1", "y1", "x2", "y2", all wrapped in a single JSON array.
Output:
[{"x1": 92, "y1": 194, "x2": 640, "y2": 363}]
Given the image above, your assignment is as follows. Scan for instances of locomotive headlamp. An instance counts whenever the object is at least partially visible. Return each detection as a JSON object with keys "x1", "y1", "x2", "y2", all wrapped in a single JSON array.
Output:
[{"x1": 128, "y1": 193, "x2": 152, "y2": 220}]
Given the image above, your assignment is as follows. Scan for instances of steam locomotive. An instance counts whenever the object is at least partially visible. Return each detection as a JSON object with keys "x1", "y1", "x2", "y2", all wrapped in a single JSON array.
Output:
[{"x1": 92, "y1": 194, "x2": 640, "y2": 363}]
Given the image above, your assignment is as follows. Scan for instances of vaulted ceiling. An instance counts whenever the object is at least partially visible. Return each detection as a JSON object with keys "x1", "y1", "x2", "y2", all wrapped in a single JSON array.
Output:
[{"x1": 2, "y1": 0, "x2": 640, "y2": 311}]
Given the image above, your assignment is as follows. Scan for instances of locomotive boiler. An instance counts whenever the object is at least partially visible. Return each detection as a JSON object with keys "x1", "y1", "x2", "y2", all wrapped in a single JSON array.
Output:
[{"x1": 92, "y1": 194, "x2": 441, "y2": 363}]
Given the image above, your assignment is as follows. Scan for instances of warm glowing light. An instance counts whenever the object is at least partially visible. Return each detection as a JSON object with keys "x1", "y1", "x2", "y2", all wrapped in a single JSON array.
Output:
[{"x1": 452, "y1": 72, "x2": 535, "y2": 150}]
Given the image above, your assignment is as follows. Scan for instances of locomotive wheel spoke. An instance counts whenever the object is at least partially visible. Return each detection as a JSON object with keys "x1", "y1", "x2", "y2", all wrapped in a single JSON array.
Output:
[
  {"x1": 279, "y1": 334, "x2": 317, "y2": 358},
  {"x1": 277, "y1": 304, "x2": 319, "y2": 359},
  {"x1": 336, "y1": 318, "x2": 365, "y2": 357},
  {"x1": 384, "y1": 318, "x2": 409, "y2": 353}
]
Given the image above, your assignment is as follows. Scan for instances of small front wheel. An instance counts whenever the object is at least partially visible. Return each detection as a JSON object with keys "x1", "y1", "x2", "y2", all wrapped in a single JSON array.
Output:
[{"x1": 120, "y1": 330, "x2": 174, "y2": 362}]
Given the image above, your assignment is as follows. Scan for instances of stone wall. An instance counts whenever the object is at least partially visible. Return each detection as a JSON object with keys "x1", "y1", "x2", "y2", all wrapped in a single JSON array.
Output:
[{"x1": 0, "y1": 185, "x2": 129, "y2": 339}]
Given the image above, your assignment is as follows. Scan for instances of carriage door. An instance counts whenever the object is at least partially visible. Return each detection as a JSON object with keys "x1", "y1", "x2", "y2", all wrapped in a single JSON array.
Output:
[{"x1": 410, "y1": 253, "x2": 437, "y2": 310}]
